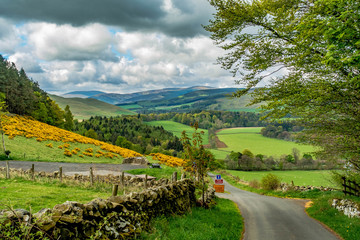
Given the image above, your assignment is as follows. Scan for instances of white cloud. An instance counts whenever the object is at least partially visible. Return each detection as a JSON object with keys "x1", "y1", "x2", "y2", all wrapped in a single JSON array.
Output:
[
  {"x1": 0, "y1": 18, "x2": 21, "y2": 53},
  {"x1": 23, "y1": 23, "x2": 115, "y2": 61}
]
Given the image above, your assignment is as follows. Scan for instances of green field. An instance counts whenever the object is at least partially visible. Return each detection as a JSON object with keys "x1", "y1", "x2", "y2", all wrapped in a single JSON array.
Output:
[
  {"x1": 226, "y1": 170, "x2": 337, "y2": 188},
  {"x1": 145, "y1": 121, "x2": 209, "y2": 145},
  {"x1": 4, "y1": 136, "x2": 124, "y2": 164},
  {"x1": 211, "y1": 127, "x2": 316, "y2": 159},
  {"x1": 50, "y1": 94, "x2": 135, "y2": 119},
  {"x1": 0, "y1": 178, "x2": 111, "y2": 212}
]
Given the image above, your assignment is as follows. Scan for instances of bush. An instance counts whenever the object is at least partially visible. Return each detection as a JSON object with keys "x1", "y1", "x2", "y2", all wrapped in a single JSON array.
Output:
[
  {"x1": 261, "y1": 173, "x2": 281, "y2": 190},
  {"x1": 249, "y1": 179, "x2": 261, "y2": 189}
]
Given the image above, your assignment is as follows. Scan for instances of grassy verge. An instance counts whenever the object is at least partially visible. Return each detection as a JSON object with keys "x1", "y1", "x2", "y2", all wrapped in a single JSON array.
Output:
[
  {"x1": 141, "y1": 197, "x2": 243, "y2": 240},
  {"x1": 125, "y1": 165, "x2": 183, "y2": 180},
  {"x1": 0, "y1": 177, "x2": 112, "y2": 212},
  {"x1": 218, "y1": 170, "x2": 360, "y2": 240}
]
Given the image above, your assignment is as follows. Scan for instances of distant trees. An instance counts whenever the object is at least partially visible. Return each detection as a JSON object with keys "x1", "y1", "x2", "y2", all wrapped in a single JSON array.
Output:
[
  {"x1": 74, "y1": 116, "x2": 183, "y2": 155},
  {"x1": 0, "y1": 55, "x2": 73, "y2": 129},
  {"x1": 224, "y1": 148, "x2": 337, "y2": 171}
]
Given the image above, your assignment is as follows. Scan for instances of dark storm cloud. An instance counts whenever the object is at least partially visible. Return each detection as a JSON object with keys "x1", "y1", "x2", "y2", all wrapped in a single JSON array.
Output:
[{"x1": 0, "y1": 0, "x2": 214, "y2": 37}]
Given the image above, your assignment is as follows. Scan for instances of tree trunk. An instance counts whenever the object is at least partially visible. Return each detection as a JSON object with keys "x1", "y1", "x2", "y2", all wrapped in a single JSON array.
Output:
[{"x1": 0, "y1": 118, "x2": 6, "y2": 153}]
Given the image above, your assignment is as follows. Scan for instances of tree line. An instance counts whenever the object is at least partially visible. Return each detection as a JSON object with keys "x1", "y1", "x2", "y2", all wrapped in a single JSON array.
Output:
[
  {"x1": 0, "y1": 55, "x2": 73, "y2": 130},
  {"x1": 140, "y1": 110, "x2": 266, "y2": 130},
  {"x1": 73, "y1": 115, "x2": 183, "y2": 156}
]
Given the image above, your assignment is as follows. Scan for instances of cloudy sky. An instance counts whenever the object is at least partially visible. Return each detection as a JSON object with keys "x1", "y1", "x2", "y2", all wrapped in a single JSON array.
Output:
[{"x1": 0, "y1": 0, "x2": 240, "y2": 94}]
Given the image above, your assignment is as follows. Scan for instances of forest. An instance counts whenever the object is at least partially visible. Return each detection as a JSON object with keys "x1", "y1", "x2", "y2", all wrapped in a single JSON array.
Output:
[
  {"x1": 73, "y1": 115, "x2": 183, "y2": 156},
  {"x1": 0, "y1": 55, "x2": 73, "y2": 130}
]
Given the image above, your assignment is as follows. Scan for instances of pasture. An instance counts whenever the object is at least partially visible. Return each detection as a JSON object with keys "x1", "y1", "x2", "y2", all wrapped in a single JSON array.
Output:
[
  {"x1": 212, "y1": 127, "x2": 316, "y2": 159},
  {"x1": 145, "y1": 121, "x2": 209, "y2": 145},
  {"x1": 226, "y1": 170, "x2": 337, "y2": 188}
]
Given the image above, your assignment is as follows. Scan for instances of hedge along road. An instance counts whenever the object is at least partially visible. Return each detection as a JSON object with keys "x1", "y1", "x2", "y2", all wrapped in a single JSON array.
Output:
[
  {"x1": 0, "y1": 160, "x2": 146, "y2": 176},
  {"x1": 209, "y1": 173, "x2": 340, "y2": 240}
]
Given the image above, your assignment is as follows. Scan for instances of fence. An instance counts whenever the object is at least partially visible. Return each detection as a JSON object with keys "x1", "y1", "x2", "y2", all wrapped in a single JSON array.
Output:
[
  {"x1": 342, "y1": 176, "x2": 360, "y2": 197},
  {"x1": 0, "y1": 161, "x2": 182, "y2": 196}
]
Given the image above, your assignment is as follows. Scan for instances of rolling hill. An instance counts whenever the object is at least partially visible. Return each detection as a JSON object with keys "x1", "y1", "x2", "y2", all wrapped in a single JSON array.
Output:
[
  {"x1": 50, "y1": 94, "x2": 136, "y2": 120},
  {"x1": 89, "y1": 86, "x2": 213, "y2": 105}
]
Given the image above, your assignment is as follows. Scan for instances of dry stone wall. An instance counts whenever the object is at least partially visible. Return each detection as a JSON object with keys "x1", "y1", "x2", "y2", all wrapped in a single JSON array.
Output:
[{"x1": 0, "y1": 179, "x2": 196, "y2": 239}]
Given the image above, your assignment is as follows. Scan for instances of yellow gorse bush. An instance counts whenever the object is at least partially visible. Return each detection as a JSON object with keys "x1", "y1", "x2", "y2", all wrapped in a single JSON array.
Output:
[
  {"x1": 2, "y1": 115, "x2": 142, "y2": 158},
  {"x1": 150, "y1": 153, "x2": 187, "y2": 168}
]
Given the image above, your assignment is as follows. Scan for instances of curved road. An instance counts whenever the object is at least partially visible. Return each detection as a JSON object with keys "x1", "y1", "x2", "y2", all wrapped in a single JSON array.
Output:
[
  {"x1": 0, "y1": 160, "x2": 146, "y2": 176},
  {"x1": 209, "y1": 173, "x2": 340, "y2": 240}
]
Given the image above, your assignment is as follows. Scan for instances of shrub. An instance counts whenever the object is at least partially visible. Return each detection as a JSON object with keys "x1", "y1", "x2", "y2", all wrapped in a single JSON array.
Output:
[
  {"x1": 249, "y1": 179, "x2": 261, "y2": 189},
  {"x1": 261, "y1": 173, "x2": 281, "y2": 190}
]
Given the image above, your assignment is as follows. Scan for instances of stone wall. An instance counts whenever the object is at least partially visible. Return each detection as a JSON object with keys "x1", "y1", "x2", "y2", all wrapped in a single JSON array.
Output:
[
  {"x1": 332, "y1": 199, "x2": 360, "y2": 218},
  {"x1": 0, "y1": 179, "x2": 196, "y2": 239}
]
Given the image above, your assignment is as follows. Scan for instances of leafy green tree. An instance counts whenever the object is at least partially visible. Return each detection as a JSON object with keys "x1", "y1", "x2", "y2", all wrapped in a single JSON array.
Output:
[
  {"x1": 0, "y1": 92, "x2": 7, "y2": 153},
  {"x1": 205, "y1": 0, "x2": 360, "y2": 172},
  {"x1": 181, "y1": 122, "x2": 216, "y2": 207},
  {"x1": 85, "y1": 129, "x2": 98, "y2": 140},
  {"x1": 64, "y1": 105, "x2": 74, "y2": 131}
]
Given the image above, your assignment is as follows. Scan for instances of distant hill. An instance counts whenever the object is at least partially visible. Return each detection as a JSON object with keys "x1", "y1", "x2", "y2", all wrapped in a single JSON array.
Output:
[
  {"x1": 50, "y1": 94, "x2": 136, "y2": 120},
  {"x1": 90, "y1": 86, "x2": 214, "y2": 105},
  {"x1": 116, "y1": 87, "x2": 262, "y2": 113},
  {"x1": 62, "y1": 91, "x2": 105, "y2": 98}
]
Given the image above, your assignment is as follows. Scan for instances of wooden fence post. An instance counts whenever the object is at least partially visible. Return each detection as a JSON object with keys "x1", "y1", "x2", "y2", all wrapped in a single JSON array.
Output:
[
  {"x1": 6, "y1": 161, "x2": 10, "y2": 179},
  {"x1": 172, "y1": 171, "x2": 177, "y2": 183},
  {"x1": 31, "y1": 164, "x2": 35, "y2": 180},
  {"x1": 181, "y1": 172, "x2": 186, "y2": 180},
  {"x1": 144, "y1": 174, "x2": 148, "y2": 189},
  {"x1": 121, "y1": 172, "x2": 125, "y2": 188},
  {"x1": 90, "y1": 167, "x2": 94, "y2": 186},
  {"x1": 112, "y1": 184, "x2": 119, "y2": 196},
  {"x1": 59, "y1": 167, "x2": 63, "y2": 183}
]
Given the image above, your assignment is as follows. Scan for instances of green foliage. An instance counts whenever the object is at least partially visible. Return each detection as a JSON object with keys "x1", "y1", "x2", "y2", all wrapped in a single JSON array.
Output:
[
  {"x1": 63, "y1": 105, "x2": 74, "y2": 131},
  {"x1": 84, "y1": 129, "x2": 98, "y2": 140},
  {"x1": 205, "y1": 0, "x2": 360, "y2": 173},
  {"x1": 75, "y1": 116, "x2": 183, "y2": 155},
  {"x1": 181, "y1": 123, "x2": 216, "y2": 207},
  {"x1": 0, "y1": 56, "x2": 65, "y2": 128},
  {"x1": 261, "y1": 173, "x2": 281, "y2": 190},
  {"x1": 142, "y1": 198, "x2": 243, "y2": 240}
]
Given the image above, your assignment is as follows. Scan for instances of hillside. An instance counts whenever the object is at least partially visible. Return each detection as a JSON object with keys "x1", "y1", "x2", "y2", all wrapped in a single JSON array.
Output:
[
  {"x1": 90, "y1": 86, "x2": 212, "y2": 105},
  {"x1": 2, "y1": 115, "x2": 141, "y2": 163},
  {"x1": 62, "y1": 91, "x2": 105, "y2": 98},
  {"x1": 50, "y1": 94, "x2": 136, "y2": 120},
  {"x1": 117, "y1": 87, "x2": 262, "y2": 113}
]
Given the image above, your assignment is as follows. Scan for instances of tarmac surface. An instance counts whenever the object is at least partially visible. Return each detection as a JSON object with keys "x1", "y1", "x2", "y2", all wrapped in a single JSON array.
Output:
[{"x1": 209, "y1": 173, "x2": 341, "y2": 240}]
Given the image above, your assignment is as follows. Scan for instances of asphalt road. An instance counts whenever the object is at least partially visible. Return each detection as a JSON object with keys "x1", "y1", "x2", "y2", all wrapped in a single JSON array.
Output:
[
  {"x1": 0, "y1": 160, "x2": 146, "y2": 176},
  {"x1": 209, "y1": 173, "x2": 340, "y2": 240}
]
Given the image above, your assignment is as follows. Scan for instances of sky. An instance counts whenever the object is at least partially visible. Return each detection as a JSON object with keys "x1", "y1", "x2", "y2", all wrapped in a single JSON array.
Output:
[{"x1": 0, "y1": 0, "x2": 240, "y2": 95}]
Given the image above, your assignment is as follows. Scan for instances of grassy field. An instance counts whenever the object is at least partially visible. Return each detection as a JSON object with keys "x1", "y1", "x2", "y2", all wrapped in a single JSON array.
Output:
[
  {"x1": 146, "y1": 121, "x2": 209, "y2": 145},
  {"x1": 207, "y1": 95, "x2": 262, "y2": 112},
  {"x1": 211, "y1": 127, "x2": 316, "y2": 159},
  {"x1": 50, "y1": 94, "x2": 135, "y2": 119},
  {"x1": 5, "y1": 136, "x2": 124, "y2": 164},
  {"x1": 226, "y1": 170, "x2": 337, "y2": 188},
  {"x1": 142, "y1": 197, "x2": 243, "y2": 240},
  {"x1": 0, "y1": 178, "x2": 111, "y2": 212}
]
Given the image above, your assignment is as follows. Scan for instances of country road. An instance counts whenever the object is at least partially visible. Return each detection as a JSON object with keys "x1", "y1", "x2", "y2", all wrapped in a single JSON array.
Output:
[
  {"x1": 209, "y1": 173, "x2": 341, "y2": 240},
  {"x1": 0, "y1": 160, "x2": 146, "y2": 176}
]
